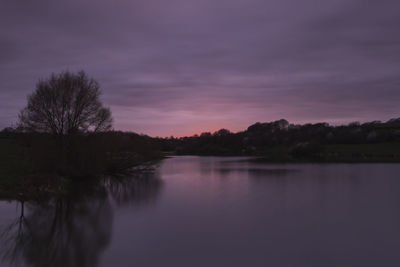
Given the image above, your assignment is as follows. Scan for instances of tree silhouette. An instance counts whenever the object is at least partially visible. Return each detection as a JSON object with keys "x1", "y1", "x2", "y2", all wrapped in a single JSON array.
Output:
[{"x1": 19, "y1": 71, "x2": 112, "y2": 135}]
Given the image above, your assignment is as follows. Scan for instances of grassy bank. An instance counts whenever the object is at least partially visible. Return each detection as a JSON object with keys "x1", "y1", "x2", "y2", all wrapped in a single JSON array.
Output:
[
  {"x1": 325, "y1": 143, "x2": 400, "y2": 162},
  {"x1": 251, "y1": 143, "x2": 400, "y2": 163},
  {"x1": 0, "y1": 132, "x2": 163, "y2": 200}
]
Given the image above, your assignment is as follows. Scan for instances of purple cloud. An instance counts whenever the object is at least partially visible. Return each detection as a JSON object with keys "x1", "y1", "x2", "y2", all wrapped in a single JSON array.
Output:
[{"x1": 1, "y1": 0, "x2": 399, "y2": 136}]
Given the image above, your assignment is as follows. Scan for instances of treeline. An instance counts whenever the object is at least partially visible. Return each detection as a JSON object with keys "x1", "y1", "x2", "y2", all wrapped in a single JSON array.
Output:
[
  {"x1": 153, "y1": 118, "x2": 400, "y2": 161},
  {"x1": 2, "y1": 116, "x2": 400, "y2": 191}
]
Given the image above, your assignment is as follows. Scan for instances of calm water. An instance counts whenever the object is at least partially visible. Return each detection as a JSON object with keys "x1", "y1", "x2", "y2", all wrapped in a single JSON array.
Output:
[{"x1": 1, "y1": 156, "x2": 400, "y2": 267}]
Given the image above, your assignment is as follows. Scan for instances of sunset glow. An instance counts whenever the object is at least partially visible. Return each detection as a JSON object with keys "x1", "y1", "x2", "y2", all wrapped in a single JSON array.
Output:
[{"x1": 1, "y1": 0, "x2": 399, "y2": 136}]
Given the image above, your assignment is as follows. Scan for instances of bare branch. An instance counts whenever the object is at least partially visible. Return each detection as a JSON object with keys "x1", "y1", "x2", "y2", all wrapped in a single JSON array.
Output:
[{"x1": 18, "y1": 71, "x2": 113, "y2": 135}]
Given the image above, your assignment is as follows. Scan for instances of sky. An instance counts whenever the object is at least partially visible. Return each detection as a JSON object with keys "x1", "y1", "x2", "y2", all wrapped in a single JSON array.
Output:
[{"x1": 0, "y1": 0, "x2": 399, "y2": 137}]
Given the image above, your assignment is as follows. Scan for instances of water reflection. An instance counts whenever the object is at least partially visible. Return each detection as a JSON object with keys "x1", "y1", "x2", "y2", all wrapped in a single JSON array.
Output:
[
  {"x1": 107, "y1": 169, "x2": 163, "y2": 207},
  {"x1": 0, "y1": 167, "x2": 162, "y2": 267},
  {"x1": 218, "y1": 167, "x2": 299, "y2": 176},
  {"x1": 2, "y1": 157, "x2": 400, "y2": 267}
]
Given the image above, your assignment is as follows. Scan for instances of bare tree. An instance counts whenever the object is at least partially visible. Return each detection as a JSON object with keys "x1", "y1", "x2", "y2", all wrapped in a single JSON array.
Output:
[{"x1": 19, "y1": 71, "x2": 112, "y2": 135}]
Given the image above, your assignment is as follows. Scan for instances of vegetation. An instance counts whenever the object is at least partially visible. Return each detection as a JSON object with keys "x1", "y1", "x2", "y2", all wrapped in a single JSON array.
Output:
[
  {"x1": 154, "y1": 118, "x2": 400, "y2": 162},
  {"x1": 19, "y1": 71, "x2": 112, "y2": 135},
  {"x1": 0, "y1": 72, "x2": 162, "y2": 200},
  {"x1": 0, "y1": 130, "x2": 162, "y2": 199},
  {"x1": 1, "y1": 71, "x2": 400, "y2": 200}
]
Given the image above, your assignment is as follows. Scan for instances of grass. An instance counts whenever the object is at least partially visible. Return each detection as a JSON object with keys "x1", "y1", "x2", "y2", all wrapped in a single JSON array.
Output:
[
  {"x1": 253, "y1": 143, "x2": 400, "y2": 163},
  {"x1": 0, "y1": 138, "x2": 47, "y2": 200},
  {"x1": 0, "y1": 134, "x2": 163, "y2": 200},
  {"x1": 0, "y1": 139, "x2": 28, "y2": 182},
  {"x1": 325, "y1": 143, "x2": 400, "y2": 162}
]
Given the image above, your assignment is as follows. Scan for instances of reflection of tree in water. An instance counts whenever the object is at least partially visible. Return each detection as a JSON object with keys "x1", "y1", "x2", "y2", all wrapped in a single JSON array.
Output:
[
  {"x1": 0, "y1": 201, "x2": 28, "y2": 266},
  {"x1": 107, "y1": 168, "x2": 163, "y2": 207},
  {"x1": 0, "y1": 167, "x2": 162, "y2": 267},
  {"x1": 0, "y1": 185, "x2": 112, "y2": 267}
]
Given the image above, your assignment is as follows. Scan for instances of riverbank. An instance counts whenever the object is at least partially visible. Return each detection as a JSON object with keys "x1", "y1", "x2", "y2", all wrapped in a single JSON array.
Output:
[
  {"x1": 0, "y1": 133, "x2": 163, "y2": 200},
  {"x1": 2, "y1": 128, "x2": 400, "y2": 200},
  {"x1": 169, "y1": 143, "x2": 400, "y2": 163},
  {"x1": 248, "y1": 143, "x2": 400, "y2": 163}
]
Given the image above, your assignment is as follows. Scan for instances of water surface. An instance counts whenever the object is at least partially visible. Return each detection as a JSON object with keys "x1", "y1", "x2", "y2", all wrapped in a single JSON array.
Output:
[{"x1": 1, "y1": 156, "x2": 400, "y2": 267}]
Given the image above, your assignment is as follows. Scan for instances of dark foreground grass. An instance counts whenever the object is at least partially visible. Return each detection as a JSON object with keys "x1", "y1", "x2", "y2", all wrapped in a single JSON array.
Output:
[
  {"x1": 0, "y1": 139, "x2": 30, "y2": 183},
  {"x1": 0, "y1": 133, "x2": 163, "y2": 200},
  {"x1": 251, "y1": 143, "x2": 400, "y2": 163},
  {"x1": 0, "y1": 138, "x2": 48, "y2": 200},
  {"x1": 325, "y1": 143, "x2": 400, "y2": 162}
]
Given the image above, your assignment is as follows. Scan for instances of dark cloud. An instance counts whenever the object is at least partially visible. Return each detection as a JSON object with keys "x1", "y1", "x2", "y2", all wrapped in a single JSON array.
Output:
[{"x1": 0, "y1": 0, "x2": 399, "y2": 136}]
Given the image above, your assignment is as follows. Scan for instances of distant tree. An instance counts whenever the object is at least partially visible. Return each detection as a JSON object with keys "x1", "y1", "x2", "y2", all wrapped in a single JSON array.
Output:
[
  {"x1": 348, "y1": 121, "x2": 360, "y2": 127},
  {"x1": 200, "y1": 132, "x2": 212, "y2": 138},
  {"x1": 214, "y1": 129, "x2": 231, "y2": 136},
  {"x1": 388, "y1": 118, "x2": 400, "y2": 123},
  {"x1": 0, "y1": 127, "x2": 15, "y2": 133},
  {"x1": 19, "y1": 71, "x2": 112, "y2": 135}
]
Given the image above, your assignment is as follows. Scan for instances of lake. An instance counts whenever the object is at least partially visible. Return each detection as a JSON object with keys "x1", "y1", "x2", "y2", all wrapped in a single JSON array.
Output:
[{"x1": 1, "y1": 156, "x2": 400, "y2": 267}]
